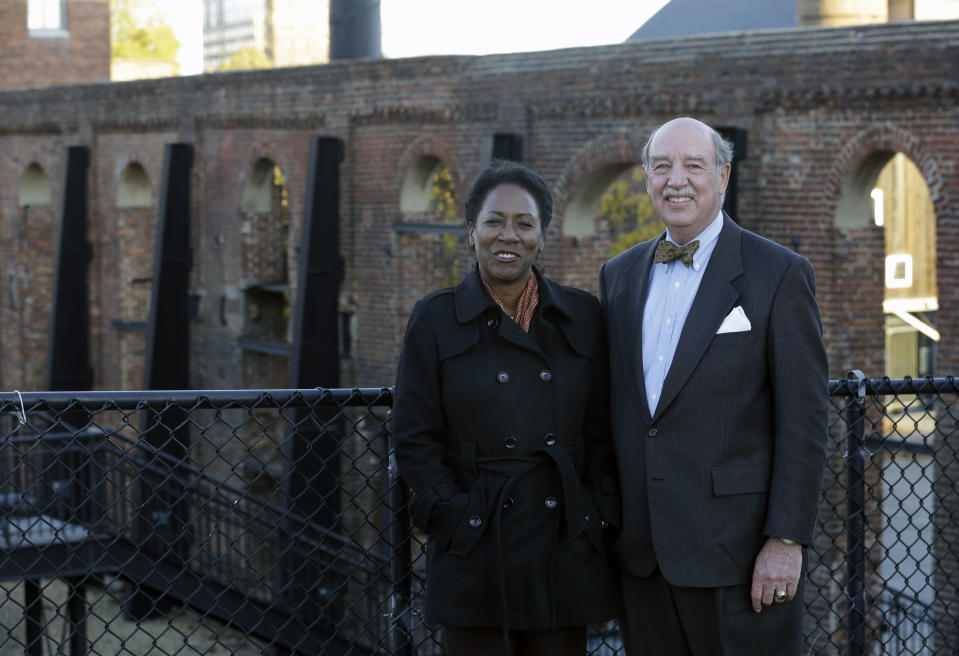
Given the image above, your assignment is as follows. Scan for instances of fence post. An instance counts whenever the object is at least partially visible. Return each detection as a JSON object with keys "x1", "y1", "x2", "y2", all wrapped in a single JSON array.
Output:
[
  {"x1": 845, "y1": 370, "x2": 867, "y2": 656},
  {"x1": 388, "y1": 438, "x2": 413, "y2": 656}
]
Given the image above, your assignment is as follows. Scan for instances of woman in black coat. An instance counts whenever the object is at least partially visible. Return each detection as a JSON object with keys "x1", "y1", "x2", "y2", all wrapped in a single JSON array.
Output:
[{"x1": 393, "y1": 160, "x2": 620, "y2": 655}]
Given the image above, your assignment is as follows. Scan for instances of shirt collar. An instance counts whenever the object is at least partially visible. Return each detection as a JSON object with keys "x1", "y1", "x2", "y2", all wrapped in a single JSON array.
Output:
[{"x1": 663, "y1": 210, "x2": 724, "y2": 268}]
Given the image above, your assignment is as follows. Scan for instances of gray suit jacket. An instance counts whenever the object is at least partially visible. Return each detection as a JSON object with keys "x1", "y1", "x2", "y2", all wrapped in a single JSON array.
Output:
[{"x1": 599, "y1": 214, "x2": 828, "y2": 587}]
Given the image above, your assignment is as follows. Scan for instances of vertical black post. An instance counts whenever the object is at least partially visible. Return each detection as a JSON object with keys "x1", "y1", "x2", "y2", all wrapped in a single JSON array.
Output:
[
  {"x1": 388, "y1": 441, "x2": 413, "y2": 656},
  {"x1": 44, "y1": 145, "x2": 92, "y2": 654},
  {"x1": 24, "y1": 579, "x2": 43, "y2": 656},
  {"x1": 481, "y1": 133, "x2": 523, "y2": 165},
  {"x1": 126, "y1": 143, "x2": 194, "y2": 621},
  {"x1": 845, "y1": 370, "x2": 867, "y2": 656},
  {"x1": 143, "y1": 142, "x2": 194, "y2": 397},
  {"x1": 716, "y1": 127, "x2": 747, "y2": 221},
  {"x1": 67, "y1": 577, "x2": 88, "y2": 655},
  {"x1": 279, "y1": 137, "x2": 344, "y2": 644},
  {"x1": 47, "y1": 145, "x2": 93, "y2": 395}
]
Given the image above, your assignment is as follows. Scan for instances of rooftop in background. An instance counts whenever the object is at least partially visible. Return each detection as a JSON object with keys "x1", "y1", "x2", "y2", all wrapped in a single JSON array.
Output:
[
  {"x1": 628, "y1": 0, "x2": 797, "y2": 41},
  {"x1": 627, "y1": 0, "x2": 959, "y2": 41}
]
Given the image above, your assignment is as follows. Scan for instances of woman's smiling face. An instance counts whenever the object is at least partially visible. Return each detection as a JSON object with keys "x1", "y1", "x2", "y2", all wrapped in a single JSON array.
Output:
[{"x1": 469, "y1": 183, "x2": 543, "y2": 289}]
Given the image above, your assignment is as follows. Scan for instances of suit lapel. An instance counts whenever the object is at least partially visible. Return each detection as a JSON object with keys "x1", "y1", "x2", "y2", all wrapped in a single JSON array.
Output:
[
  {"x1": 611, "y1": 238, "x2": 659, "y2": 422},
  {"x1": 655, "y1": 215, "x2": 744, "y2": 420}
]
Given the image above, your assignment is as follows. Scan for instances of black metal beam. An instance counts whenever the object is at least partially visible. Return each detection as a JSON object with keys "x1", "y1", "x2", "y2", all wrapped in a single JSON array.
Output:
[
  {"x1": 481, "y1": 133, "x2": 524, "y2": 164},
  {"x1": 290, "y1": 136, "x2": 343, "y2": 391},
  {"x1": 281, "y1": 138, "x2": 345, "y2": 644},
  {"x1": 143, "y1": 142, "x2": 194, "y2": 397},
  {"x1": 716, "y1": 126, "x2": 747, "y2": 222},
  {"x1": 129, "y1": 142, "x2": 194, "y2": 621},
  {"x1": 46, "y1": 146, "x2": 92, "y2": 393}
]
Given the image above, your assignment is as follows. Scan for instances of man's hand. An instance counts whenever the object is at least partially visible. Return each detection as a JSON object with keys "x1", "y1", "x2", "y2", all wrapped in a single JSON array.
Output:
[{"x1": 750, "y1": 537, "x2": 802, "y2": 612}]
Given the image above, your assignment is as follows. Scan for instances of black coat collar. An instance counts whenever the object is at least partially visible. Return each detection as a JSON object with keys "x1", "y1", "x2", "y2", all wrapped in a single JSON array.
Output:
[{"x1": 453, "y1": 267, "x2": 574, "y2": 325}]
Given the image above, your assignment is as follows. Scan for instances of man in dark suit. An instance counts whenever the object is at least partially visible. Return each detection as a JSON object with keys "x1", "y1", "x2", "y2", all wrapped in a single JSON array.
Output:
[{"x1": 599, "y1": 117, "x2": 828, "y2": 654}]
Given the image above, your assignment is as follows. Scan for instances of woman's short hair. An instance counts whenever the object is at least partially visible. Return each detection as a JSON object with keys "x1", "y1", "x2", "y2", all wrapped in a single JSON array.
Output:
[{"x1": 464, "y1": 159, "x2": 553, "y2": 231}]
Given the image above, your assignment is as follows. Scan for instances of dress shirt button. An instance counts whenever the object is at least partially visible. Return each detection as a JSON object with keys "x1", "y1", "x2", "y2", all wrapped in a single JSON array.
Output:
[
  {"x1": 544, "y1": 496, "x2": 558, "y2": 510},
  {"x1": 468, "y1": 515, "x2": 482, "y2": 528},
  {"x1": 543, "y1": 433, "x2": 557, "y2": 446},
  {"x1": 539, "y1": 370, "x2": 552, "y2": 382},
  {"x1": 648, "y1": 427, "x2": 659, "y2": 437},
  {"x1": 497, "y1": 371, "x2": 510, "y2": 384},
  {"x1": 504, "y1": 436, "x2": 517, "y2": 449},
  {"x1": 487, "y1": 317, "x2": 499, "y2": 329}
]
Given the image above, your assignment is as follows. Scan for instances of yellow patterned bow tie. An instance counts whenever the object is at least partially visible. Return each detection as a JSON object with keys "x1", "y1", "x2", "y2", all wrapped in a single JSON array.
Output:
[{"x1": 654, "y1": 239, "x2": 700, "y2": 267}]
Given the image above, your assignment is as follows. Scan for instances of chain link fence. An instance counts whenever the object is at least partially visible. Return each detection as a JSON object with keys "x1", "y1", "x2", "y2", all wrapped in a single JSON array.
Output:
[{"x1": 0, "y1": 377, "x2": 957, "y2": 655}]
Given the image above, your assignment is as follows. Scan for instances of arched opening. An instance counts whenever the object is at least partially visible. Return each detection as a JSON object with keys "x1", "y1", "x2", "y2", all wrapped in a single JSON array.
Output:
[
  {"x1": 240, "y1": 158, "x2": 290, "y2": 388},
  {"x1": 239, "y1": 159, "x2": 292, "y2": 495},
  {"x1": 837, "y1": 149, "x2": 939, "y2": 642},
  {"x1": 875, "y1": 154, "x2": 938, "y2": 378},
  {"x1": 399, "y1": 155, "x2": 446, "y2": 215},
  {"x1": 396, "y1": 156, "x2": 467, "y2": 319},
  {"x1": 558, "y1": 161, "x2": 659, "y2": 291},
  {"x1": 18, "y1": 163, "x2": 51, "y2": 207},
  {"x1": 117, "y1": 162, "x2": 152, "y2": 208}
]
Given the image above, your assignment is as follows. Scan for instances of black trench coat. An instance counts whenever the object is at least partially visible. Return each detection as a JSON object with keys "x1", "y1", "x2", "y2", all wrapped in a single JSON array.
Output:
[{"x1": 393, "y1": 269, "x2": 620, "y2": 630}]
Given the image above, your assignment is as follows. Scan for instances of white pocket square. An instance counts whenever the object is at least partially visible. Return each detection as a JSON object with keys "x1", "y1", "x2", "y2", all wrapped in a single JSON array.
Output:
[{"x1": 717, "y1": 305, "x2": 752, "y2": 334}]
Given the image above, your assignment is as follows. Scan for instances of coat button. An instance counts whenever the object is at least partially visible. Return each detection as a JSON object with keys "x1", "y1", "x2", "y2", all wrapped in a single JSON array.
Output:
[
  {"x1": 497, "y1": 371, "x2": 510, "y2": 384},
  {"x1": 543, "y1": 433, "x2": 557, "y2": 446},
  {"x1": 502, "y1": 497, "x2": 515, "y2": 510},
  {"x1": 539, "y1": 370, "x2": 552, "y2": 382},
  {"x1": 468, "y1": 516, "x2": 482, "y2": 528},
  {"x1": 648, "y1": 427, "x2": 659, "y2": 437},
  {"x1": 504, "y1": 436, "x2": 517, "y2": 449},
  {"x1": 544, "y1": 496, "x2": 558, "y2": 510},
  {"x1": 487, "y1": 317, "x2": 499, "y2": 329},
  {"x1": 584, "y1": 514, "x2": 590, "y2": 524}
]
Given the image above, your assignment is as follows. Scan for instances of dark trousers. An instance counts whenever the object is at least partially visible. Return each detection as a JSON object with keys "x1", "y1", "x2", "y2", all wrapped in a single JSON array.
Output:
[
  {"x1": 618, "y1": 568, "x2": 803, "y2": 656},
  {"x1": 443, "y1": 625, "x2": 586, "y2": 656}
]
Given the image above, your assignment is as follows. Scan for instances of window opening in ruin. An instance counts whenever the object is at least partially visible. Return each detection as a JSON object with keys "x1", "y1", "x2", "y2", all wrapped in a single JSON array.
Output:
[
  {"x1": 28, "y1": 0, "x2": 66, "y2": 34},
  {"x1": 876, "y1": 153, "x2": 938, "y2": 379},
  {"x1": 18, "y1": 163, "x2": 51, "y2": 207},
  {"x1": 238, "y1": 159, "x2": 291, "y2": 499},
  {"x1": 117, "y1": 162, "x2": 152, "y2": 208},
  {"x1": 396, "y1": 157, "x2": 466, "y2": 314},
  {"x1": 843, "y1": 150, "x2": 939, "y2": 645},
  {"x1": 564, "y1": 162, "x2": 660, "y2": 252}
]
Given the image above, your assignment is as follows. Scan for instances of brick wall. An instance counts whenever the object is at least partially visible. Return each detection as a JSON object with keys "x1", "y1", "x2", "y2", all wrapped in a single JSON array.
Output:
[
  {"x1": 1, "y1": 21, "x2": 958, "y2": 648},
  {"x1": 0, "y1": 0, "x2": 110, "y2": 89}
]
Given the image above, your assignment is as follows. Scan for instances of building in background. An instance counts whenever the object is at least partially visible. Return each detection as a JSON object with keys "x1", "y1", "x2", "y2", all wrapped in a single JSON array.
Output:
[
  {"x1": 0, "y1": 0, "x2": 110, "y2": 89},
  {"x1": 204, "y1": 0, "x2": 329, "y2": 71}
]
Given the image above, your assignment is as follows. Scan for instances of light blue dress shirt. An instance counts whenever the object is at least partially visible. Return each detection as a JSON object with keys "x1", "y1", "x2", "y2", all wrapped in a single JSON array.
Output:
[{"x1": 643, "y1": 211, "x2": 724, "y2": 415}]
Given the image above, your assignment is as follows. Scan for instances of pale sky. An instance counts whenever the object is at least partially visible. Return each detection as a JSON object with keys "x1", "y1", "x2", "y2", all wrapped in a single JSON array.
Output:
[{"x1": 166, "y1": 0, "x2": 669, "y2": 76}]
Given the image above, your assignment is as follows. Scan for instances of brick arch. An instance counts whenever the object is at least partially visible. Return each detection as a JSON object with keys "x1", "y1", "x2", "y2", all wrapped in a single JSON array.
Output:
[
  {"x1": 826, "y1": 124, "x2": 946, "y2": 230},
  {"x1": 396, "y1": 136, "x2": 463, "y2": 216},
  {"x1": 822, "y1": 124, "x2": 947, "y2": 378},
  {"x1": 553, "y1": 128, "x2": 649, "y2": 238}
]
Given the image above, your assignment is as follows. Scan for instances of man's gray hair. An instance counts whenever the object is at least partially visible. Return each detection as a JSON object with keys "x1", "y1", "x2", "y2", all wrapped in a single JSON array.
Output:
[{"x1": 641, "y1": 120, "x2": 734, "y2": 170}]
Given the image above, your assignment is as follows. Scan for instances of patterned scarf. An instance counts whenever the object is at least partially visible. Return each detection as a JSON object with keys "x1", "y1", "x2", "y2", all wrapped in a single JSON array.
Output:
[{"x1": 480, "y1": 271, "x2": 539, "y2": 333}]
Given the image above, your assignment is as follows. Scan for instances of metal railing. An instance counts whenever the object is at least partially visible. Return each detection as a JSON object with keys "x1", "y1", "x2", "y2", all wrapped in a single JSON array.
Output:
[{"x1": 0, "y1": 376, "x2": 956, "y2": 654}]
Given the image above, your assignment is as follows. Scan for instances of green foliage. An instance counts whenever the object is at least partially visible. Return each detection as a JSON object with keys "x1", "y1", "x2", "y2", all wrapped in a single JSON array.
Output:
[
  {"x1": 429, "y1": 164, "x2": 460, "y2": 224},
  {"x1": 429, "y1": 164, "x2": 463, "y2": 286},
  {"x1": 600, "y1": 166, "x2": 662, "y2": 257},
  {"x1": 217, "y1": 47, "x2": 273, "y2": 72},
  {"x1": 110, "y1": 0, "x2": 180, "y2": 64}
]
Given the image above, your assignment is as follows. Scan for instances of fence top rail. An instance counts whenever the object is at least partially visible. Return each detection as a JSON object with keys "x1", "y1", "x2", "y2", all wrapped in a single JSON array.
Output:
[
  {"x1": 0, "y1": 377, "x2": 956, "y2": 409},
  {"x1": 829, "y1": 375, "x2": 959, "y2": 397},
  {"x1": 0, "y1": 387, "x2": 395, "y2": 411}
]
